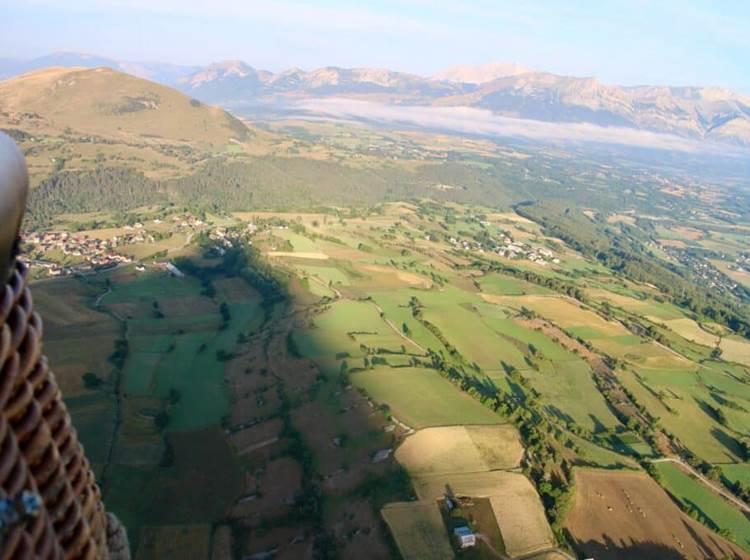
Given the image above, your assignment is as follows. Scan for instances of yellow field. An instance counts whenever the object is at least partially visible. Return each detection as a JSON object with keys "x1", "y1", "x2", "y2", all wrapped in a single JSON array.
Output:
[
  {"x1": 720, "y1": 336, "x2": 750, "y2": 366},
  {"x1": 710, "y1": 259, "x2": 750, "y2": 290},
  {"x1": 585, "y1": 288, "x2": 648, "y2": 309},
  {"x1": 664, "y1": 318, "x2": 719, "y2": 347},
  {"x1": 266, "y1": 251, "x2": 330, "y2": 260},
  {"x1": 395, "y1": 425, "x2": 524, "y2": 476},
  {"x1": 482, "y1": 294, "x2": 627, "y2": 336},
  {"x1": 412, "y1": 471, "x2": 554, "y2": 558},
  {"x1": 360, "y1": 264, "x2": 432, "y2": 288},
  {"x1": 32, "y1": 278, "x2": 120, "y2": 396},
  {"x1": 381, "y1": 502, "x2": 454, "y2": 560}
]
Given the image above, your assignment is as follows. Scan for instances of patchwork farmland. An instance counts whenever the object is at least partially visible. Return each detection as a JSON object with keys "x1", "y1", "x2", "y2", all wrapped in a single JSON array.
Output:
[{"x1": 30, "y1": 200, "x2": 750, "y2": 559}]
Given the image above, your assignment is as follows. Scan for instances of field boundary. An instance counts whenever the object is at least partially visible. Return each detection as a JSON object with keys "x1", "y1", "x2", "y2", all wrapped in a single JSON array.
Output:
[{"x1": 650, "y1": 457, "x2": 750, "y2": 514}]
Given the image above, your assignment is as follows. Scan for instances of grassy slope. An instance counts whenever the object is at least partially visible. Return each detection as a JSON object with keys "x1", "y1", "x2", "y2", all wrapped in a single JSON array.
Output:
[
  {"x1": 654, "y1": 462, "x2": 750, "y2": 551},
  {"x1": 352, "y1": 367, "x2": 502, "y2": 428}
]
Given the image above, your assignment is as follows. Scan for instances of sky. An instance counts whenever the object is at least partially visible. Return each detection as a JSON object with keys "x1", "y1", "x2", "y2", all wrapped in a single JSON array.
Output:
[{"x1": 2, "y1": 0, "x2": 749, "y2": 91}]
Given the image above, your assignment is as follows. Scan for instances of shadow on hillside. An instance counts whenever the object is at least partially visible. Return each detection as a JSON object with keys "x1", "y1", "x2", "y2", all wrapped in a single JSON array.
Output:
[
  {"x1": 680, "y1": 518, "x2": 735, "y2": 559},
  {"x1": 573, "y1": 536, "x2": 698, "y2": 560},
  {"x1": 572, "y1": 531, "x2": 745, "y2": 560}
]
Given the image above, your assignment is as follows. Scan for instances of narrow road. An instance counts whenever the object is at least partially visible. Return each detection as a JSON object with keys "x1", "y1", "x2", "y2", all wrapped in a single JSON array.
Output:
[
  {"x1": 167, "y1": 232, "x2": 194, "y2": 254},
  {"x1": 371, "y1": 300, "x2": 426, "y2": 354},
  {"x1": 94, "y1": 285, "x2": 111, "y2": 307},
  {"x1": 650, "y1": 457, "x2": 750, "y2": 514}
]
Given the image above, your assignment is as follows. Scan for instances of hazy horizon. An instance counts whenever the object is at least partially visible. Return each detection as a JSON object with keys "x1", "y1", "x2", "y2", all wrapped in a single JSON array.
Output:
[{"x1": 2, "y1": 0, "x2": 749, "y2": 92}]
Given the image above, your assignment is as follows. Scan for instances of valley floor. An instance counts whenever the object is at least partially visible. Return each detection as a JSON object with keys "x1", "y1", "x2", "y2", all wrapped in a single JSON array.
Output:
[{"x1": 31, "y1": 201, "x2": 750, "y2": 559}]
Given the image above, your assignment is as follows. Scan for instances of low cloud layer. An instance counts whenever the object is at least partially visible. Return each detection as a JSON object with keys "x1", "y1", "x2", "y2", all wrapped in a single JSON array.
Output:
[{"x1": 291, "y1": 98, "x2": 746, "y2": 156}]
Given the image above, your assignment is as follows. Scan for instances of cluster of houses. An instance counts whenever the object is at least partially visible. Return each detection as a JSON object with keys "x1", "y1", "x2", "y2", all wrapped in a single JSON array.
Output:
[
  {"x1": 21, "y1": 210, "x2": 264, "y2": 278},
  {"x1": 447, "y1": 233, "x2": 560, "y2": 266},
  {"x1": 170, "y1": 213, "x2": 206, "y2": 229},
  {"x1": 23, "y1": 231, "x2": 138, "y2": 276},
  {"x1": 662, "y1": 244, "x2": 741, "y2": 295},
  {"x1": 734, "y1": 253, "x2": 750, "y2": 274}
]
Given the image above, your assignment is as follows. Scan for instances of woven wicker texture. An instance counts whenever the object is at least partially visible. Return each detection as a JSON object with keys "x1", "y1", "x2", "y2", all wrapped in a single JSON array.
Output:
[{"x1": 0, "y1": 261, "x2": 109, "y2": 560}]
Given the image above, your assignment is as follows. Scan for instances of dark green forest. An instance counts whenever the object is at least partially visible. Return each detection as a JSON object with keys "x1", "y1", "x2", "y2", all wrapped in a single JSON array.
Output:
[{"x1": 28, "y1": 149, "x2": 732, "y2": 228}]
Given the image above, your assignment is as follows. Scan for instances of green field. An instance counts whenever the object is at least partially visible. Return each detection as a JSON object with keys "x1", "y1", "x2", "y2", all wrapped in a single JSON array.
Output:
[
  {"x1": 275, "y1": 230, "x2": 320, "y2": 252},
  {"x1": 478, "y1": 273, "x2": 550, "y2": 296},
  {"x1": 370, "y1": 291, "x2": 445, "y2": 352},
  {"x1": 421, "y1": 298, "x2": 529, "y2": 373},
  {"x1": 298, "y1": 264, "x2": 351, "y2": 285},
  {"x1": 565, "y1": 434, "x2": 640, "y2": 469},
  {"x1": 654, "y1": 462, "x2": 750, "y2": 551},
  {"x1": 292, "y1": 298, "x2": 413, "y2": 375},
  {"x1": 352, "y1": 367, "x2": 503, "y2": 428},
  {"x1": 524, "y1": 358, "x2": 622, "y2": 433},
  {"x1": 75, "y1": 269, "x2": 263, "y2": 549},
  {"x1": 721, "y1": 464, "x2": 750, "y2": 489},
  {"x1": 618, "y1": 367, "x2": 747, "y2": 462},
  {"x1": 103, "y1": 274, "x2": 264, "y2": 431}
]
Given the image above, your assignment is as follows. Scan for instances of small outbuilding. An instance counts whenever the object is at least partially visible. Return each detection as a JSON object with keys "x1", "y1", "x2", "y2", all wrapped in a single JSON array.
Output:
[{"x1": 453, "y1": 526, "x2": 476, "y2": 549}]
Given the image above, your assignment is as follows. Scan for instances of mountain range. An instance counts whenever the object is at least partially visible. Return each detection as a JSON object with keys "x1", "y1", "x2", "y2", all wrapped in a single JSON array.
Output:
[{"x1": 2, "y1": 52, "x2": 750, "y2": 146}]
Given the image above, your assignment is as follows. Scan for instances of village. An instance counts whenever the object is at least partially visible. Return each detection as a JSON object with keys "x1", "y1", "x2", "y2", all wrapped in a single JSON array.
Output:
[
  {"x1": 661, "y1": 244, "x2": 743, "y2": 297},
  {"x1": 20, "y1": 212, "x2": 255, "y2": 278},
  {"x1": 445, "y1": 227, "x2": 560, "y2": 266},
  {"x1": 22, "y1": 230, "x2": 138, "y2": 276}
]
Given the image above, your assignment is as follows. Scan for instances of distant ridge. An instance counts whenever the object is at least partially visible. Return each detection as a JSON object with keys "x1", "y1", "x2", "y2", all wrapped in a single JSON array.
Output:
[
  {"x1": 432, "y1": 62, "x2": 532, "y2": 84},
  {"x1": 2, "y1": 53, "x2": 749, "y2": 146}
]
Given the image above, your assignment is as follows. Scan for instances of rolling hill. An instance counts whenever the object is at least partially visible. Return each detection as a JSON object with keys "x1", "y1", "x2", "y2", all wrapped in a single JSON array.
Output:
[
  {"x1": 0, "y1": 66, "x2": 250, "y2": 144},
  {"x1": 0, "y1": 51, "x2": 196, "y2": 85},
  {"x1": 0, "y1": 66, "x2": 276, "y2": 182}
]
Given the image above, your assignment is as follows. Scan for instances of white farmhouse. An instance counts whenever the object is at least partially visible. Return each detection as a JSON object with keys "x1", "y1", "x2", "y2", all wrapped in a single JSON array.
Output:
[{"x1": 453, "y1": 526, "x2": 476, "y2": 549}]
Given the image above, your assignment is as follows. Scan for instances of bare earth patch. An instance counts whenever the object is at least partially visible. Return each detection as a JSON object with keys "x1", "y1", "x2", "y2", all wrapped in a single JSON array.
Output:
[{"x1": 565, "y1": 469, "x2": 748, "y2": 560}]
